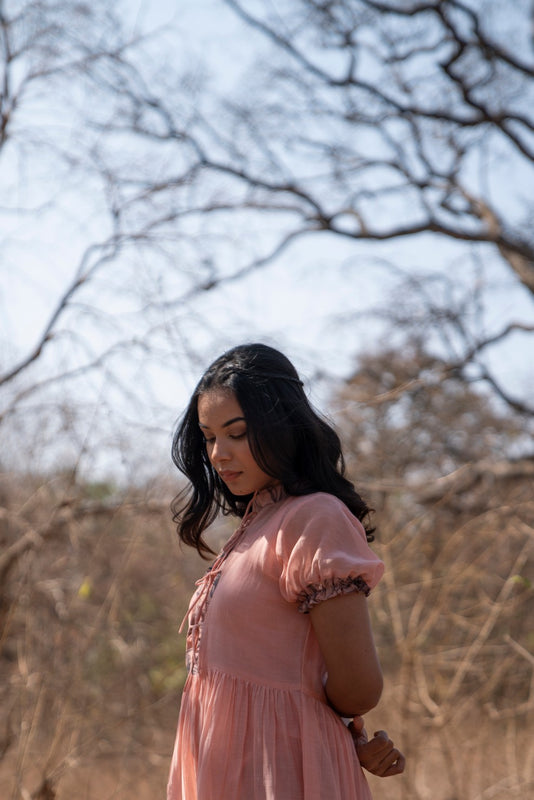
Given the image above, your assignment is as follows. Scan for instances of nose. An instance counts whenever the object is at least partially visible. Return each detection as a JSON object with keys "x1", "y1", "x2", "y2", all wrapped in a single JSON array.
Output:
[{"x1": 210, "y1": 437, "x2": 230, "y2": 465}]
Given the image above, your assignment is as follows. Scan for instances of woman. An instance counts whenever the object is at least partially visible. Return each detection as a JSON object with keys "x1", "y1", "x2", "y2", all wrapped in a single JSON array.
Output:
[{"x1": 167, "y1": 343, "x2": 404, "y2": 799}]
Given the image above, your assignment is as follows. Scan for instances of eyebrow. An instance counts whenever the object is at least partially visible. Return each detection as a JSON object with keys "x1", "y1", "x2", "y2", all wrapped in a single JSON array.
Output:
[{"x1": 198, "y1": 416, "x2": 246, "y2": 430}]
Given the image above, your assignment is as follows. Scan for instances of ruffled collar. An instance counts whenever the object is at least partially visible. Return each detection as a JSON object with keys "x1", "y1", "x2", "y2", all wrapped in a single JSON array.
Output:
[{"x1": 251, "y1": 483, "x2": 287, "y2": 512}]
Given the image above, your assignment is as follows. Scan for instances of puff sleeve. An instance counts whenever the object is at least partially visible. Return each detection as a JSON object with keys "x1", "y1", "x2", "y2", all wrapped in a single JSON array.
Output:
[{"x1": 276, "y1": 493, "x2": 384, "y2": 613}]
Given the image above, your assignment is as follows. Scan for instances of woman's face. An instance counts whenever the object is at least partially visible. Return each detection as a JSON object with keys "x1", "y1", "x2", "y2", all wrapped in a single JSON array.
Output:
[{"x1": 197, "y1": 389, "x2": 275, "y2": 495}]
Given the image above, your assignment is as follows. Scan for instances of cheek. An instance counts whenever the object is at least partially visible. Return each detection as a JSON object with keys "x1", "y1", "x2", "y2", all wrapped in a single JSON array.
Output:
[
  {"x1": 242, "y1": 443, "x2": 269, "y2": 476},
  {"x1": 241, "y1": 439, "x2": 260, "y2": 467}
]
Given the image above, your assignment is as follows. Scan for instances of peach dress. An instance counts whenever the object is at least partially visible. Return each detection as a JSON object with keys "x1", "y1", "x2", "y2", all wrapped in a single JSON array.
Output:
[{"x1": 167, "y1": 486, "x2": 384, "y2": 800}]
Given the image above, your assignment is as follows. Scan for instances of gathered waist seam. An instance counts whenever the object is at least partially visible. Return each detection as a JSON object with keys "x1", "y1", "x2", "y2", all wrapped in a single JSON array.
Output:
[{"x1": 187, "y1": 665, "x2": 325, "y2": 703}]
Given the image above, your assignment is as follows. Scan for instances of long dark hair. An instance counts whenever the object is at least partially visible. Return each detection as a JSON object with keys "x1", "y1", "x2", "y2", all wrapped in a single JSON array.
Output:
[{"x1": 171, "y1": 343, "x2": 374, "y2": 556}]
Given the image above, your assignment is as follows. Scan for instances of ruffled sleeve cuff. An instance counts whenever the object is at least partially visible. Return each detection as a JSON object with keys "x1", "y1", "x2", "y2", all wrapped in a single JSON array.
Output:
[{"x1": 297, "y1": 575, "x2": 370, "y2": 614}]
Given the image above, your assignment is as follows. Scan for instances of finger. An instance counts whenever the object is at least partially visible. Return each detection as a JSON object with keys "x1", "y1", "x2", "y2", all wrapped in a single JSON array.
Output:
[
  {"x1": 358, "y1": 731, "x2": 393, "y2": 757},
  {"x1": 381, "y1": 751, "x2": 406, "y2": 777},
  {"x1": 357, "y1": 742, "x2": 391, "y2": 771},
  {"x1": 348, "y1": 721, "x2": 368, "y2": 746},
  {"x1": 358, "y1": 738, "x2": 404, "y2": 774},
  {"x1": 373, "y1": 749, "x2": 406, "y2": 777},
  {"x1": 373, "y1": 730, "x2": 390, "y2": 740},
  {"x1": 350, "y1": 715, "x2": 365, "y2": 735},
  {"x1": 358, "y1": 741, "x2": 391, "y2": 762}
]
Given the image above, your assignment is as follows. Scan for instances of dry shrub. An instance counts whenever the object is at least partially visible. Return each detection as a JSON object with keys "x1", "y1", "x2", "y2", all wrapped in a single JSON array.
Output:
[
  {"x1": 1, "y1": 450, "x2": 532, "y2": 799},
  {"x1": 334, "y1": 343, "x2": 534, "y2": 799},
  {"x1": 365, "y1": 486, "x2": 534, "y2": 800},
  {"x1": 0, "y1": 471, "x2": 215, "y2": 799}
]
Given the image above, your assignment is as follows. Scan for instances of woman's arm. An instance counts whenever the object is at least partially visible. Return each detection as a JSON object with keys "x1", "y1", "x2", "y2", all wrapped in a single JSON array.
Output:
[{"x1": 309, "y1": 590, "x2": 383, "y2": 717}]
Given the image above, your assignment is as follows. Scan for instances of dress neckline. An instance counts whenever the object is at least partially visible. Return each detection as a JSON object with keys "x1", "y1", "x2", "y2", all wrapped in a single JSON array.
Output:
[{"x1": 251, "y1": 483, "x2": 287, "y2": 512}]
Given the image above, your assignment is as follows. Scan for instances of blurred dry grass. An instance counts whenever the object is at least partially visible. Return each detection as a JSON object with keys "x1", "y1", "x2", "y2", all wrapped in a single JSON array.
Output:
[
  {"x1": 1, "y1": 469, "x2": 533, "y2": 799},
  {"x1": 0, "y1": 472, "x2": 214, "y2": 799}
]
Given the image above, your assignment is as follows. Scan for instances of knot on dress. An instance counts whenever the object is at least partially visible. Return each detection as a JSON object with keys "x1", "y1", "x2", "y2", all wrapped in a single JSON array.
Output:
[{"x1": 179, "y1": 500, "x2": 259, "y2": 674}]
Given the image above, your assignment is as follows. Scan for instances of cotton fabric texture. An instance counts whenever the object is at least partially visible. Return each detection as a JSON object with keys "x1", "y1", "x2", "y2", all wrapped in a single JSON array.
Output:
[{"x1": 167, "y1": 486, "x2": 384, "y2": 800}]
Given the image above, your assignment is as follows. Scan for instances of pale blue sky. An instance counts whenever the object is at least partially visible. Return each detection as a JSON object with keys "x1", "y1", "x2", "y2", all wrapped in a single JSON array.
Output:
[{"x1": 1, "y1": 0, "x2": 532, "y2": 480}]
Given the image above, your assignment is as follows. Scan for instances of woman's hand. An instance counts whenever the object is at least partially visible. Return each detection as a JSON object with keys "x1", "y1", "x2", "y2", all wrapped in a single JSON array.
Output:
[{"x1": 349, "y1": 716, "x2": 405, "y2": 777}]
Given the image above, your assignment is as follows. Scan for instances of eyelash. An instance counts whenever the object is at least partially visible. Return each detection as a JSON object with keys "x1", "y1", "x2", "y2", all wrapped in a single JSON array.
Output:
[{"x1": 204, "y1": 432, "x2": 246, "y2": 445}]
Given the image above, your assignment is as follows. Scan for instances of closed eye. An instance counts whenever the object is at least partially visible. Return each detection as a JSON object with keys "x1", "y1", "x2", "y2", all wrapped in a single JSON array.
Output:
[{"x1": 202, "y1": 431, "x2": 246, "y2": 445}]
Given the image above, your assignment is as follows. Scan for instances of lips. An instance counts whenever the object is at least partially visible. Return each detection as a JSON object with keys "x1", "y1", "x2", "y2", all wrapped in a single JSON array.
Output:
[{"x1": 219, "y1": 470, "x2": 241, "y2": 483}]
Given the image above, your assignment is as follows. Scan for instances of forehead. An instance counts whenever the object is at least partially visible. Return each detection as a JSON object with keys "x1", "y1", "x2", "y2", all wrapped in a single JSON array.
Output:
[{"x1": 197, "y1": 389, "x2": 244, "y2": 426}]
